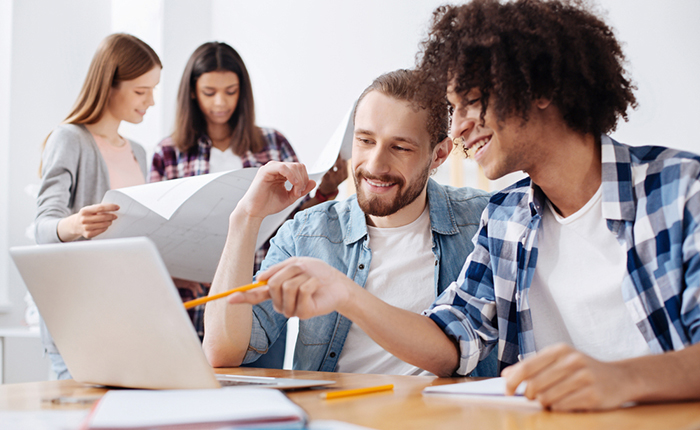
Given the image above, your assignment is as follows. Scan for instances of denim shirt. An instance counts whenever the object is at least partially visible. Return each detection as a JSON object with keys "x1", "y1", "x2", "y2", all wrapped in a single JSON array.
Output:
[{"x1": 245, "y1": 179, "x2": 497, "y2": 376}]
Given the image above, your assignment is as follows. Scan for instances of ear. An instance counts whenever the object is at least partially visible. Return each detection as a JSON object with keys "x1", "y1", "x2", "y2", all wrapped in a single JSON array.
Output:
[{"x1": 430, "y1": 136, "x2": 453, "y2": 171}]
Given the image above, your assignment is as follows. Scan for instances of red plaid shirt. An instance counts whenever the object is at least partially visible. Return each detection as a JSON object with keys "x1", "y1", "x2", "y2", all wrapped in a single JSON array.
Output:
[{"x1": 150, "y1": 127, "x2": 302, "y2": 339}]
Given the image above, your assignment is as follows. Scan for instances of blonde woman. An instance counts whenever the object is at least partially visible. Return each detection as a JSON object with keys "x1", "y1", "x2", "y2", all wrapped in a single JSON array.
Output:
[{"x1": 35, "y1": 33, "x2": 161, "y2": 379}]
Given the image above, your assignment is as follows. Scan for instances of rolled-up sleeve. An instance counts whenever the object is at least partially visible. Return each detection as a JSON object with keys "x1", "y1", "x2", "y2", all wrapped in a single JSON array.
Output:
[
  {"x1": 242, "y1": 217, "x2": 298, "y2": 363},
  {"x1": 423, "y1": 216, "x2": 499, "y2": 375},
  {"x1": 682, "y1": 171, "x2": 700, "y2": 345}
]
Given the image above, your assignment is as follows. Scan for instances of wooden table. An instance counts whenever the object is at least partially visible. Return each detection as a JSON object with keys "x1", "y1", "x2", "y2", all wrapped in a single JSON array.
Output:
[{"x1": 1, "y1": 367, "x2": 699, "y2": 430}]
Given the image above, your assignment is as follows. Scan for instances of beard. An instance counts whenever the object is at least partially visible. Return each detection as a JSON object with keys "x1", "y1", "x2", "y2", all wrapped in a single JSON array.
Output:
[{"x1": 354, "y1": 161, "x2": 431, "y2": 217}]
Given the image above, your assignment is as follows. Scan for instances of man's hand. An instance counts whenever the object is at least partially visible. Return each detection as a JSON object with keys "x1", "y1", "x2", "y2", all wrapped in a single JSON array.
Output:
[
  {"x1": 227, "y1": 257, "x2": 357, "y2": 319},
  {"x1": 237, "y1": 162, "x2": 316, "y2": 221},
  {"x1": 203, "y1": 162, "x2": 315, "y2": 368},
  {"x1": 501, "y1": 344, "x2": 637, "y2": 411},
  {"x1": 57, "y1": 203, "x2": 120, "y2": 241}
]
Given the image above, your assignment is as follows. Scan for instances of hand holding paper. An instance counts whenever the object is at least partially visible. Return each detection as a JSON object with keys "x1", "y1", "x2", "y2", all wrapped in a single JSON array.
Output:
[
  {"x1": 98, "y1": 104, "x2": 355, "y2": 284},
  {"x1": 501, "y1": 343, "x2": 634, "y2": 411},
  {"x1": 57, "y1": 203, "x2": 120, "y2": 241}
]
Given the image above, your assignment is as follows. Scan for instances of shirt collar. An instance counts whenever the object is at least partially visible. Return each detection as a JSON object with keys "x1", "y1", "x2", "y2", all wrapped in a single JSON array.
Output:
[
  {"x1": 346, "y1": 196, "x2": 369, "y2": 245},
  {"x1": 345, "y1": 178, "x2": 457, "y2": 245},
  {"x1": 600, "y1": 135, "x2": 636, "y2": 221},
  {"x1": 426, "y1": 178, "x2": 460, "y2": 235},
  {"x1": 527, "y1": 182, "x2": 547, "y2": 218},
  {"x1": 526, "y1": 135, "x2": 635, "y2": 222}
]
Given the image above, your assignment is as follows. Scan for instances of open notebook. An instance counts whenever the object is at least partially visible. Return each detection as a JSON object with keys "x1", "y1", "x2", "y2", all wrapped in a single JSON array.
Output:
[
  {"x1": 423, "y1": 378, "x2": 540, "y2": 408},
  {"x1": 10, "y1": 237, "x2": 334, "y2": 390}
]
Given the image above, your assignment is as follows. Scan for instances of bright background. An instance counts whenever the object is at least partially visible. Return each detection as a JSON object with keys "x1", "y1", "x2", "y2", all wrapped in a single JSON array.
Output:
[{"x1": 0, "y1": 0, "x2": 698, "y2": 381}]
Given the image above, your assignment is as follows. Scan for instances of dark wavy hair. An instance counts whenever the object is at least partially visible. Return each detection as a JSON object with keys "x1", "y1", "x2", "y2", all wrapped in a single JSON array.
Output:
[
  {"x1": 416, "y1": 0, "x2": 637, "y2": 137},
  {"x1": 171, "y1": 42, "x2": 264, "y2": 155},
  {"x1": 353, "y1": 69, "x2": 449, "y2": 150}
]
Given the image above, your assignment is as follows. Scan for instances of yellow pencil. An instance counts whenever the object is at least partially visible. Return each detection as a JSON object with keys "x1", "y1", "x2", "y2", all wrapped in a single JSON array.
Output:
[
  {"x1": 183, "y1": 280, "x2": 268, "y2": 310},
  {"x1": 320, "y1": 384, "x2": 394, "y2": 400}
]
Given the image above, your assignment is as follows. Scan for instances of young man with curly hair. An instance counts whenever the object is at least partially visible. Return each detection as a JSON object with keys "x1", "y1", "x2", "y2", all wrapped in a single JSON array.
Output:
[{"x1": 227, "y1": 0, "x2": 700, "y2": 411}]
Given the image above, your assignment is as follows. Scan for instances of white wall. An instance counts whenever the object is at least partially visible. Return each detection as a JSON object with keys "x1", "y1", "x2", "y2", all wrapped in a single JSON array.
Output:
[
  {"x1": 0, "y1": 0, "x2": 13, "y2": 311},
  {"x1": 604, "y1": 0, "x2": 700, "y2": 153},
  {"x1": 210, "y1": 0, "x2": 449, "y2": 166},
  {"x1": 2, "y1": 0, "x2": 112, "y2": 326}
]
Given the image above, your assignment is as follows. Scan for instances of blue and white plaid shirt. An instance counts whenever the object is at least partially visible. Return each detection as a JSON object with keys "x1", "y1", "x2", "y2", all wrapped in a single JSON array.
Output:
[{"x1": 424, "y1": 136, "x2": 700, "y2": 375}]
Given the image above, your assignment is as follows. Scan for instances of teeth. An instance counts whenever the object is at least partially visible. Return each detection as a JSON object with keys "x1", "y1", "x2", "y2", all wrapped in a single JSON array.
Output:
[
  {"x1": 367, "y1": 179, "x2": 392, "y2": 188},
  {"x1": 466, "y1": 137, "x2": 490, "y2": 158}
]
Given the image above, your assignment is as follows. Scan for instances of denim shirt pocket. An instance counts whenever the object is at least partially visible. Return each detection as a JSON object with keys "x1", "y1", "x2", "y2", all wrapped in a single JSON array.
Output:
[{"x1": 297, "y1": 314, "x2": 335, "y2": 346}]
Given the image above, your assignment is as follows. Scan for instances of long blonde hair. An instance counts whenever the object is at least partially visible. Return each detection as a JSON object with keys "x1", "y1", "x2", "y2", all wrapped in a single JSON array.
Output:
[{"x1": 39, "y1": 33, "x2": 162, "y2": 175}]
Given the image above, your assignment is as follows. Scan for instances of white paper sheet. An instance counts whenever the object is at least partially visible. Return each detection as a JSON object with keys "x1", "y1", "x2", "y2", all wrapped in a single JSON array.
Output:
[
  {"x1": 88, "y1": 388, "x2": 306, "y2": 429},
  {"x1": 0, "y1": 410, "x2": 89, "y2": 430},
  {"x1": 423, "y1": 378, "x2": 540, "y2": 408},
  {"x1": 98, "y1": 105, "x2": 354, "y2": 283}
]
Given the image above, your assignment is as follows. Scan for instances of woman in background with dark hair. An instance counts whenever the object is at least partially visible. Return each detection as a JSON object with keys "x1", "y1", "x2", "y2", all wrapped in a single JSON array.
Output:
[{"x1": 151, "y1": 42, "x2": 346, "y2": 368}]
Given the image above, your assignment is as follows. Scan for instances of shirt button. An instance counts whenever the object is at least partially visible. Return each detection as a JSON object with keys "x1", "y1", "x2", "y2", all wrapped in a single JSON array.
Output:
[
  {"x1": 358, "y1": 264, "x2": 365, "y2": 270},
  {"x1": 434, "y1": 260, "x2": 438, "y2": 266},
  {"x1": 329, "y1": 352, "x2": 336, "y2": 358}
]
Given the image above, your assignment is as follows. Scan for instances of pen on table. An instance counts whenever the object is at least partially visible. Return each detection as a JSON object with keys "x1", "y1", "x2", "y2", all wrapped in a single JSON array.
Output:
[
  {"x1": 183, "y1": 280, "x2": 267, "y2": 309},
  {"x1": 320, "y1": 384, "x2": 394, "y2": 400}
]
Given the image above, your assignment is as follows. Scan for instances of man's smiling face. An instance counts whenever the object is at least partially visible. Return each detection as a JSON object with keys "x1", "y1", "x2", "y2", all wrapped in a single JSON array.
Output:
[
  {"x1": 352, "y1": 90, "x2": 434, "y2": 218},
  {"x1": 448, "y1": 85, "x2": 536, "y2": 181}
]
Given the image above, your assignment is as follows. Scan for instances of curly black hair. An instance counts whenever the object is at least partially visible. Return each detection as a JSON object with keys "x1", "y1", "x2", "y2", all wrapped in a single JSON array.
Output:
[{"x1": 416, "y1": 0, "x2": 637, "y2": 137}]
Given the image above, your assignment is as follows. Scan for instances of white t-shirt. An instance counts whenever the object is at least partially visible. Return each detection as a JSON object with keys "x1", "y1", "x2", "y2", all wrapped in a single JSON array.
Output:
[
  {"x1": 528, "y1": 186, "x2": 651, "y2": 361},
  {"x1": 209, "y1": 146, "x2": 243, "y2": 173},
  {"x1": 336, "y1": 206, "x2": 435, "y2": 375}
]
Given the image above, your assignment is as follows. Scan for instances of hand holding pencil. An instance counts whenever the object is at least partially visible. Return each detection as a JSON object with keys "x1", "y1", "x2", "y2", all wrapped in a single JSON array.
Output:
[
  {"x1": 226, "y1": 257, "x2": 357, "y2": 320},
  {"x1": 183, "y1": 280, "x2": 268, "y2": 309}
]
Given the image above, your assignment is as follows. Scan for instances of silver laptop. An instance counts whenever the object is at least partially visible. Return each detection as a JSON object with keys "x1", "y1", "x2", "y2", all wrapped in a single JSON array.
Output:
[{"x1": 10, "y1": 237, "x2": 334, "y2": 390}]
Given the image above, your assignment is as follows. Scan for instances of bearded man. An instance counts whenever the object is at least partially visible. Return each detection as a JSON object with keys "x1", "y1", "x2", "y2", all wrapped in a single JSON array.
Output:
[{"x1": 203, "y1": 69, "x2": 496, "y2": 376}]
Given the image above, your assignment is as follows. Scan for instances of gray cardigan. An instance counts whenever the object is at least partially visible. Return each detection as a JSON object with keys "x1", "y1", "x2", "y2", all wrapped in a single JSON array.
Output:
[
  {"x1": 35, "y1": 123, "x2": 147, "y2": 244},
  {"x1": 35, "y1": 124, "x2": 147, "y2": 359}
]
